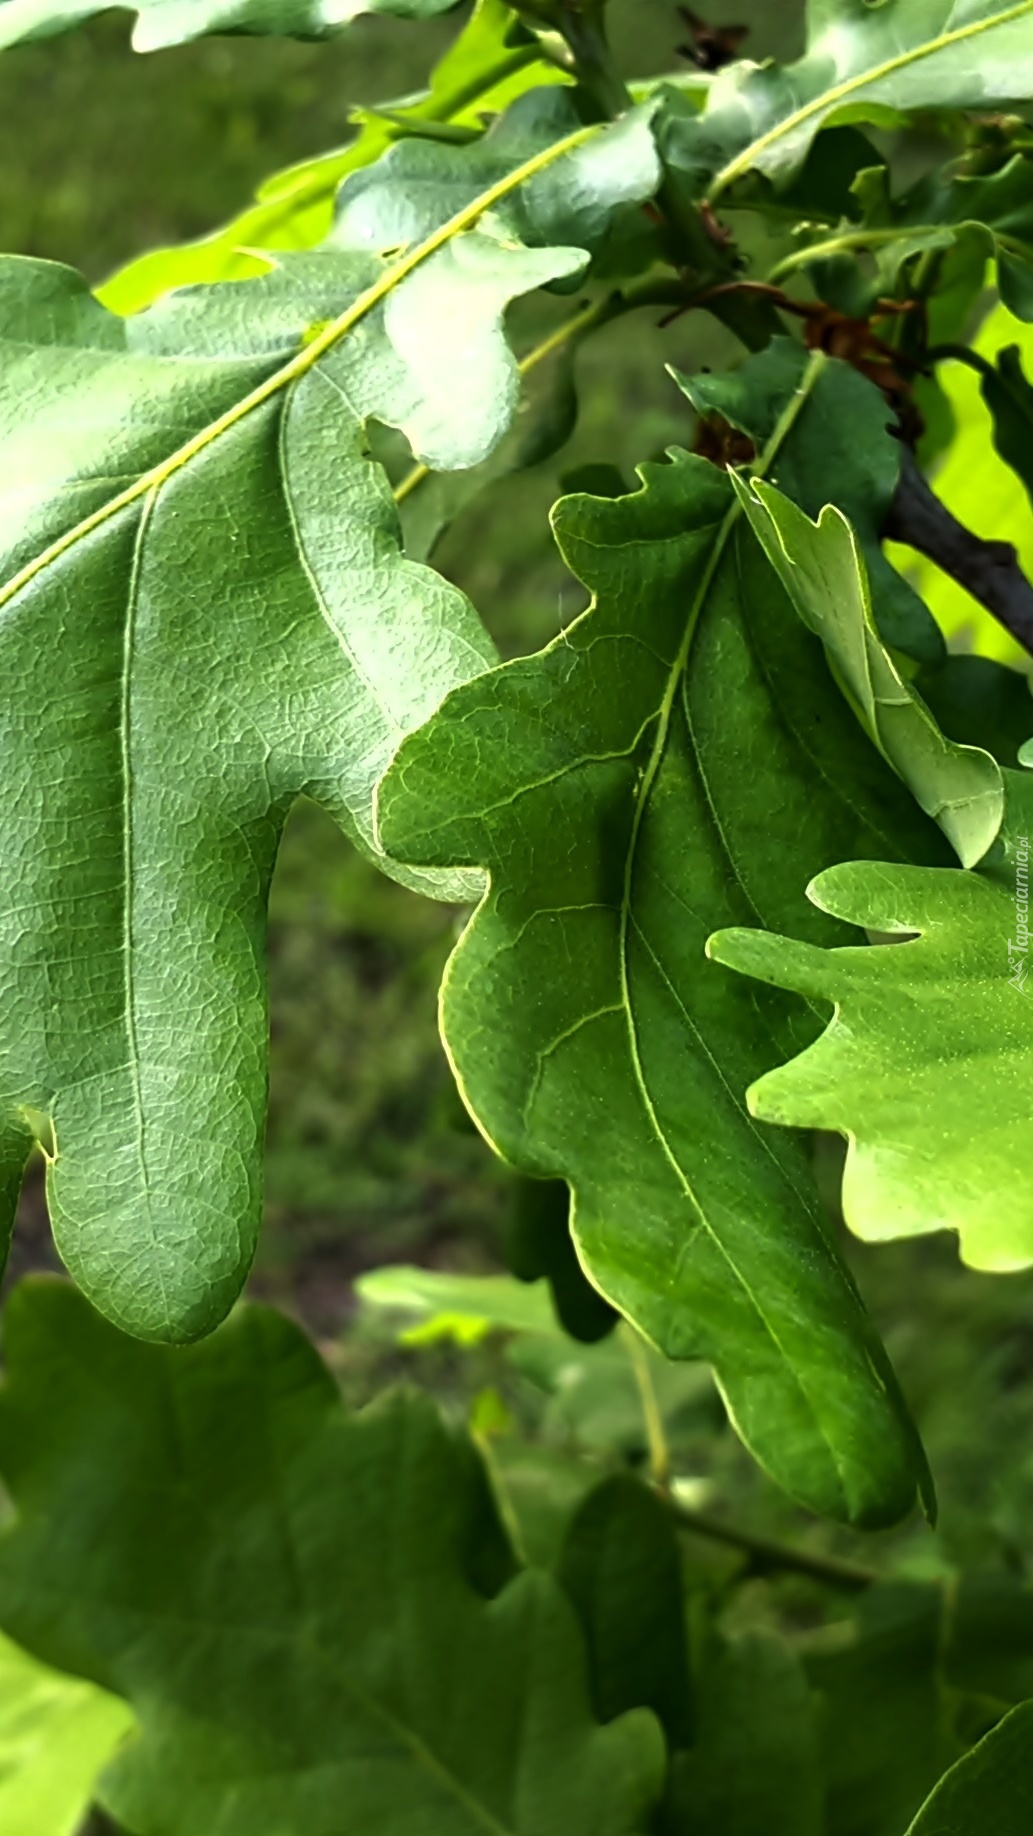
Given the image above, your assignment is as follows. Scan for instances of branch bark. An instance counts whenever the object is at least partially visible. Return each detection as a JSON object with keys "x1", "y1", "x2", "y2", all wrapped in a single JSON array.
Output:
[{"x1": 884, "y1": 445, "x2": 1033, "y2": 658}]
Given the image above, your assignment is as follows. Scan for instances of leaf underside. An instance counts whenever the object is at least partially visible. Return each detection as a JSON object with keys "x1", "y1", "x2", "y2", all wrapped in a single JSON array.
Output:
[
  {"x1": 0, "y1": 105, "x2": 661, "y2": 1341},
  {"x1": 710, "y1": 486, "x2": 1033, "y2": 1273}
]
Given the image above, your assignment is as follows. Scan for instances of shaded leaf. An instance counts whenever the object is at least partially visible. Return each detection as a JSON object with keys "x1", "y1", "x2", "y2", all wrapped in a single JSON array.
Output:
[
  {"x1": 508, "y1": 1176, "x2": 618, "y2": 1345},
  {"x1": 662, "y1": 0, "x2": 1033, "y2": 201},
  {"x1": 378, "y1": 348, "x2": 942, "y2": 1526},
  {"x1": 557, "y1": 1474, "x2": 692, "y2": 1749},
  {"x1": 676, "y1": 337, "x2": 942, "y2": 660},
  {"x1": 665, "y1": 1631, "x2": 821, "y2": 1836},
  {"x1": 904, "y1": 1700, "x2": 1033, "y2": 1835},
  {"x1": 0, "y1": 1279, "x2": 665, "y2": 1836},
  {"x1": 806, "y1": 1585, "x2": 952, "y2": 1836},
  {"x1": 730, "y1": 480, "x2": 1002, "y2": 865},
  {"x1": 785, "y1": 152, "x2": 1033, "y2": 330},
  {"x1": 0, "y1": 1630, "x2": 133, "y2": 1836},
  {"x1": 711, "y1": 488, "x2": 1033, "y2": 1271},
  {"x1": 917, "y1": 654, "x2": 1033, "y2": 770}
]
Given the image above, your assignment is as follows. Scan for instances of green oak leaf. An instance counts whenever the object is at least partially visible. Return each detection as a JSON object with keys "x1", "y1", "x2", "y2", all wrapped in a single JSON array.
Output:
[
  {"x1": 662, "y1": 0, "x2": 1033, "y2": 202},
  {"x1": 904, "y1": 1701, "x2": 1033, "y2": 1835},
  {"x1": 0, "y1": 1630, "x2": 133, "y2": 1836},
  {"x1": 556, "y1": 1475, "x2": 692, "y2": 1751},
  {"x1": 99, "y1": 0, "x2": 567, "y2": 313},
  {"x1": 378, "y1": 348, "x2": 945, "y2": 1527},
  {"x1": 0, "y1": 112, "x2": 664, "y2": 1343},
  {"x1": 0, "y1": 0, "x2": 460, "y2": 52},
  {"x1": 675, "y1": 336, "x2": 942, "y2": 661},
  {"x1": 730, "y1": 480, "x2": 1003, "y2": 867},
  {"x1": 785, "y1": 152, "x2": 1033, "y2": 323},
  {"x1": 0, "y1": 1279, "x2": 665, "y2": 1836},
  {"x1": 806, "y1": 1585, "x2": 952, "y2": 1836},
  {"x1": 710, "y1": 487, "x2": 1033, "y2": 1272},
  {"x1": 664, "y1": 1631, "x2": 822, "y2": 1836}
]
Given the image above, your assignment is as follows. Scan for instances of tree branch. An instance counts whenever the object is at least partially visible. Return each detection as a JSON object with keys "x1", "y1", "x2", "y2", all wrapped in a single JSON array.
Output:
[
  {"x1": 662, "y1": 1494, "x2": 878, "y2": 1591},
  {"x1": 884, "y1": 445, "x2": 1033, "y2": 658}
]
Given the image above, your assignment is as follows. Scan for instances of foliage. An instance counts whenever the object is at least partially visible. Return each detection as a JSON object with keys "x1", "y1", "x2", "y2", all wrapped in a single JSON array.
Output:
[{"x1": 4, "y1": 0, "x2": 1033, "y2": 1828}]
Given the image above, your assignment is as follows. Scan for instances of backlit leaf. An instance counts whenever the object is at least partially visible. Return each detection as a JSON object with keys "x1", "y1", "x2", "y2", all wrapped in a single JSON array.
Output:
[{"x1": 710, "y1": 488, "x2": 1033, "y2": 1272}]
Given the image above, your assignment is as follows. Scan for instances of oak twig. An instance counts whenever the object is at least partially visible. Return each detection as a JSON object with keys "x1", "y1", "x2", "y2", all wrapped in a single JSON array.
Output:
[
  {"x1": 664, "y1": 1496, "x2": 879, "y2": 1591},
  {"x1": 884, "y1": 445, "x2": 1033, "y2": 658}
]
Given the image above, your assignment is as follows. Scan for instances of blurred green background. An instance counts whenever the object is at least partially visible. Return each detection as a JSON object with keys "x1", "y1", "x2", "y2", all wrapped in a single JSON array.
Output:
[{"x1": 5, "y1": 0, "x2": 1033, "y2": 1584}]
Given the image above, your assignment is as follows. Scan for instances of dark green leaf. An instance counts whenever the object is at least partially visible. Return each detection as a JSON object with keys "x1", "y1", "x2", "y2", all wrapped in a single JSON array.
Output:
[
  {"x1": 806, "y1": 1585, "x2": 953, "y2": 1836},
  {"x1": 904, "y1": 1700, "x2": 1033, "y2": 1835},
  {"x1": 665, "y1": 1631, "x2": 821, "y2": 1836},
  {"x1": 378, "y1": 349, "x2": 943, "y2": 1526},
  {"x1": 917, "y1": 654, "x2": 1033, "y2": 769},
  {"x1": 675, "y1": 337, "x2": 942, "y2": 660},
  {"x1": 0, "y1": 1279, "x2": 666, "y2": 1836},
  {"x1": 508, "y1": 1176, "x2": 618, "y2": 1345},
  {"x1": 557, "y1": 1474, "x2": 692, "y2": 1749}
]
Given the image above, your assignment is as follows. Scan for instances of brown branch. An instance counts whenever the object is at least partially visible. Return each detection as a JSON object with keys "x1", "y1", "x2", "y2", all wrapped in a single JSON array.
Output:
[{"x1": 884, "y1": 445, "x2": 1033, "y2": 658}]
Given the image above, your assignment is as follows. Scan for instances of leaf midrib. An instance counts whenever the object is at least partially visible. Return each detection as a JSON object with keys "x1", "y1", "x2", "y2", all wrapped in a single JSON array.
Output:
[
  {"x1": 0, "y1": 118, "x2": 596, "y2": 617},
  {"x1": 613, "y1": 350, "x2": 854, "y2": 1498},
  {"x1": 711, "y1": 0, "x2": 1033, "y2": 196}
]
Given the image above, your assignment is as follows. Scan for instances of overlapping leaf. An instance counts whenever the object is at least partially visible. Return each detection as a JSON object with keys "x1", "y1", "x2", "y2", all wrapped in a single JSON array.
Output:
[
  {"x1": 0, "y1": 105, "x2": 662, "y2": 1343},
  {"x1": 0, "y1": 1279, "x2": 665, "y2": 1836},
  {"x1": 377, "y1": 347, "x2": 947, "y2": 1526},
  {"x1": 710, "y1": 486, "x2": 1033, "y2": 1271},
  {"x1": 0, "y1": 0, "x2": 459, "y2": 52},
  {"x1": 100, "y1": 0, "x2": 568, "y2": 314},
  {"x1": 904, "y1": 1701, "x2": 1033, "y2": 1835},
  {"x1": 785, "y1": 152, "x2": 1033, "y2": 322},
  {"x1": 662, "y1": 0, "x2": 1033, "y2": 201},
  {"x1": 676, "y1": 336, "x2": 942, "y2": 660}
]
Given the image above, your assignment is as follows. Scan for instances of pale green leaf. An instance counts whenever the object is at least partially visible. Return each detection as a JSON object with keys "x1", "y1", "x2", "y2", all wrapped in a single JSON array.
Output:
[
  {"x1": 732, "y1": 480, "x2": 1002, "y2": 866},
  {"x1": 0, "y1": 1279, "x2": 665, "y2": 1836},
  {"x1": 904, "y1": 1700, "x2": 1033, "y2": 1835},
  {"x1": 710, "y1": 491, "x2": 1033, "y2": 1272},
  {"x1": 664, "y1": 1, "x2": 1033, "y2": 201},
  {"x1": 356, "y1": 1264, "x2": 562, "y2": 1338},
  {"x1": 378, "y1": 348, "x2": 943, "y2": 1527},
  {"x1": 100, "y1": 2, "x2": 570, "y2": 315},
  {"x1": 0, "y1": 112, "x2": 663, "y2": 1342},
  {"x1": 0, "y1": 1630, "x2": 133, "y2": 1836},
  {"x1": 0, "y1": 0, "x2": 460, "y2": 53}
]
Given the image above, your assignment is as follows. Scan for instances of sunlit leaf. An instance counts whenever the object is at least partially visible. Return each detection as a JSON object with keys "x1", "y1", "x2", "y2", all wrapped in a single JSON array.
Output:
[{"x1": 378, "y1": 348, "x2": 942, "y2": 1526}]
